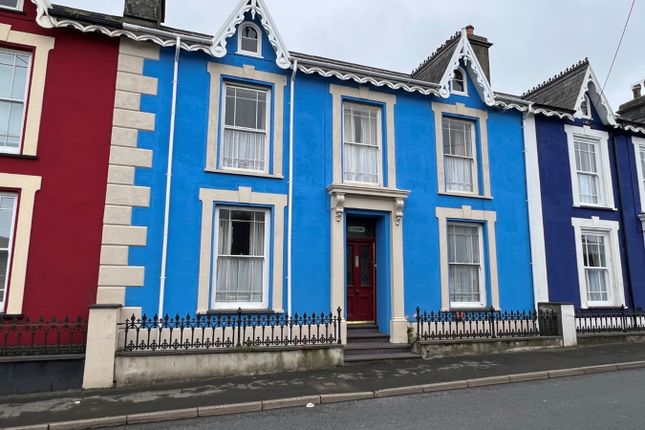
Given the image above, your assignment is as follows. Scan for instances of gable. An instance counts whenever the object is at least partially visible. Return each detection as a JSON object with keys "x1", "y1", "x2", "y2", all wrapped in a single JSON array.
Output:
[{"x1": 211, "y1": 0, "x2": 290, "y2": 69}]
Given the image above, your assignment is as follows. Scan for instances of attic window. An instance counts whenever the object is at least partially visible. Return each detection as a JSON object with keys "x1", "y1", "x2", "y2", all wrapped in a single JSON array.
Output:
[
  {"x1": 0, "y1": 0, "x2": 23, "y2": 11},
  {"x1": 580, "y1": 93, "x2": 591, "y2": 118},
  {"x1": 451, "y1": 68, "x2": 467, "y2": 95},
  {"x1": 238, "y1": 23, "x2": 262, "y2": 57}
]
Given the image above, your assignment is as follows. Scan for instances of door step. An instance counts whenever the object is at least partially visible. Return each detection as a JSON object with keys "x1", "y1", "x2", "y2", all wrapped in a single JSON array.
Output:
[
  {"x1": 344, "y1": 352, "x2": 421, "y2": 363},
  {"x1": 344, "y1": 325, "x2": 419, "y2": 363}
]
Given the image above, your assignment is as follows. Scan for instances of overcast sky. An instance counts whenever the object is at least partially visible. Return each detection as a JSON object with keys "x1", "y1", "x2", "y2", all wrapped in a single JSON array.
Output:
[{"x1": 56, "y1": 0, "x2": 643, "y2": 109}]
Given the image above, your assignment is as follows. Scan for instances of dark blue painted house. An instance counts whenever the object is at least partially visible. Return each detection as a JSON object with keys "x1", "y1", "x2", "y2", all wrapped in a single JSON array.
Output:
[{"x1": 523, "y1": 60, "x2": 645, "y2": 309}]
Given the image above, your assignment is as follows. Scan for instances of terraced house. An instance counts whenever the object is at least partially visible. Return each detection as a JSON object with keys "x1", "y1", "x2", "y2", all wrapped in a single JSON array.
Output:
[
  {"x1": 32, "y1": 0, "x2": 541, "y2": 387},
  {"x1": 522, "y1": 61, "x2": 645, "y2": 310}
]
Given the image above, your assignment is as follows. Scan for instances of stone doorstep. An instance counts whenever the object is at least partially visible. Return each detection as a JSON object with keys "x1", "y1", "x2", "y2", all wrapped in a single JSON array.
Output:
[{"x1": 8, "y1": 360, "x2": 645, "y2": 430}]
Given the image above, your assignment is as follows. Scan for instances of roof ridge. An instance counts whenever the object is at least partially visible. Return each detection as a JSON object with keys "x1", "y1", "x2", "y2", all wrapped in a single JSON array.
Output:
[
  {"x1": 411, "y1": 30, "x2": 461, "y2": 76},
  {"x1": 522, "y1": 58, "x2": 589, "y2": 98}
]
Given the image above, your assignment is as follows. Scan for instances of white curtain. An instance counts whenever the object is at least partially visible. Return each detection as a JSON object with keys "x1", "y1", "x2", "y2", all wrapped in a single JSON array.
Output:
[
  {"x1": 222, "y1": 129, "x2": 266, "y2": 172},
  {"x1": 445, "y1": 156, "x2": 474, "y2": 192},
  {"x1": 215, "y1": 210, "x2": 265, "y2": 304},
  {"x1": 582, "y1": 234, "x2": 609, "y2": 303},
  {"x1": 343, "y1": 104, "x2": 379, "y2": 184},
  {"x1": 585, "y1": 269, "x2": 608, "y2": 302},
  {"x1": 448, "y1": 224, "x2": 481, "y2": 304},
  {"x1": 575, "y1": 138, "x2": 600, "y2": 204}
]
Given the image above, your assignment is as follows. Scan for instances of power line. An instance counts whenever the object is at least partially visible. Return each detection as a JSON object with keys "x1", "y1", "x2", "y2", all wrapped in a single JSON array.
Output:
[{"x1": 602, "y1": 0, "x2": 636, "y2": 92}]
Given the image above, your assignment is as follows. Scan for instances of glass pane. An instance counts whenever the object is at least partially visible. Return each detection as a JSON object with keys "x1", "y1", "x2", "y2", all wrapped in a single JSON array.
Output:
[
  {"x1": 444, "y1": 156, "x2": 473, "y2": 192},
  {"x1": 452, "y1": 70, "x2": 465, "y2": 92},
  {"x1": 448, "y1": 224, "x2": 480, "y2": 264},
  {"x1": 449, "y1": 265, "x2": 480, "y2": 303},
  {"x1": 344, "y1": 104, "x2": 378, "y2": 146},
  {"x1": 222, "y1": 128, "x2": 266, "y2": 171},
  {"x1": 0, "y1": 198, "x2": 14, "y2": 249},
  {"x1": 586, "y1": 268, "x2": 608, "y2": 302},
  {"x1": 234, "y1": 88, "x2": 258, "y2": 129},
  {"x1": 0, "y1": 0, "x2": 19, "y2": 8},
  {"x1": 7, "y1": 102, "x2": 24, "y2": 143},
  {"x1": 11, "y1": 62, "x2": 27, "y2": 100},
  {"x1": 0, "y1": 101, "x2": 9, "y2": 142},
  {"x1": 216, "y1": 256, "x2": 264, "y2": 303},
  {"x1": 360, "y1": 245, "x2": 370, "y2": 287},
  {"x1": 578, "y1": 173, "x2": 599, "y2": 204},
  {"x1": 241, "y1": 37, "x2": 259, "y2": 53},
  {"x1": 0, "y1": 250, "x2": 7, "y2": 302},
  {"x1": 443, "y1": 118, "x2": 473, "y2": 157},
  {"x1": 343, "y1": 142, "x2": 378, "y2": 183},
  {"x1": 225, "y1": 88, "x2": 236, "y2": 126},
  {"x1": 346, "y1": 245, "x2": 353, "y2": 286},
  {"x1": 0, "y1": 63, "x2": 12, "y2": 99}
]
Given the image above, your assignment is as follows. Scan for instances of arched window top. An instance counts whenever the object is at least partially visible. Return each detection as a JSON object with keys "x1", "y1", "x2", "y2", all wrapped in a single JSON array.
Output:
[
  {"x1": 580, "y1": 93, "x2": 592, "y2": 118},
  {"x1": 238, "y1": 22, "x2": 262, "y2": 57},
  {"x1": 450, "y1": 68, "x2": 467, "y2": 95}
]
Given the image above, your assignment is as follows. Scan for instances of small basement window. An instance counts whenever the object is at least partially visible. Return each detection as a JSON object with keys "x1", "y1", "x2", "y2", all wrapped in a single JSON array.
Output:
[{"x1": 238, "y1": 23, "x2": 262, "y2": 57}]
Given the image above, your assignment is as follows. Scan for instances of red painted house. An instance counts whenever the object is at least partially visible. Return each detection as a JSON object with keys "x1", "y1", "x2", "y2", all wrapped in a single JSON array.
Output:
[{"x1": 0, "y1": 0, "x2": 118, "y2": 319}]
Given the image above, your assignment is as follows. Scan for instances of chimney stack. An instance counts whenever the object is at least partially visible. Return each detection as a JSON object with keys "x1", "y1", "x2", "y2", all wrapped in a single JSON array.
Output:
[
  {"x1": 124, "y1": 0, "x2": 166, "y2": 27},
  {"x1": 618, "y1": 80, "x2": 645, "y2": 123},
  {"x1": 465, "y1": 25, "x2": 493, "y2": 83}
]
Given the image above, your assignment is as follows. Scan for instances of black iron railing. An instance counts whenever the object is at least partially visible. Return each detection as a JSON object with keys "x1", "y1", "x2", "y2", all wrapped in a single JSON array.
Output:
[
  {"x1": 0, "y1": 316, "x2": 87, "y2": 356},
  {"x1": 415, "y1": 307, "x2": 559, "y2": 341},
  {"x1": 575, "y1": 307, "x2": 645, "y2": 334},
  {"x1": 119, "y1": 308, "x2": 343, "y2": 352}
]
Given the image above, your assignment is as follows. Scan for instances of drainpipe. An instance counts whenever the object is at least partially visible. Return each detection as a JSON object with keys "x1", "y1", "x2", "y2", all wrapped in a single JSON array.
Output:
[
  {"x1": 157, "y1": 36, "x2": 181, "y2": 319},
  {"x1": 612, "y1": 135, "x2": 636, "y2": 309},
  {"x1": 287, "y1": 60, "x2": 298, "y2": 319}
]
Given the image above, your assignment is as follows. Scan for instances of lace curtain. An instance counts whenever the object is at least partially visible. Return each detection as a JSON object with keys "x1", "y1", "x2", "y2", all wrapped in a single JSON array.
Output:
[
  {"x1": 343, "y1": 104, "x2": 379, "y2": 184},
  {"x1": 443, "y1": 118, "x2": 474, "y2": 192},
  {"x1": 448, "y1": 224, "x2": 481, "y2": 304},
  {"x1": 582, "y1": 234, "x2": 609, "y2": 303},
  {"x1": 574, "y1": 138, "x2": 600, "y2": 204}
]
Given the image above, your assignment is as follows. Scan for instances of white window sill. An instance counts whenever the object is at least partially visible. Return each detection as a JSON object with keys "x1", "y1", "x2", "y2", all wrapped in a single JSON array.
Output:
[
  {"x1": 205, "y1": 307, "x2": 280, "y2": 314},
  {"x1": 438, "y1": 191, "x2": 493, "y2": 200},
  {"x1": 236, "y1": 50, "x2": 263, "y2": 59},
  {"x1": 205, "y1": 167, "x2": 283, "y2": 180},
  {"x1": 450, "y1": 91, "x2": 468, "y2": 97},
  {"x1": 573, "y1": 204, "x2": 617, "y2": 212}
]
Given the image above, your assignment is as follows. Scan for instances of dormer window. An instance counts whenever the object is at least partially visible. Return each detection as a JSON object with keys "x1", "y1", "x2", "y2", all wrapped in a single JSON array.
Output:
[
  {"x1": 238, "y1": 23, "x2": 262, "y2": 57},
  {"x1": 580, "y1": 93, "x2": 591, "y2": 118},
  {"x1": 0, "y1": 0, "x2": 23, "y2": 11},
  {"x1": 450, "y1": 68, "x2": 467, "y2": 95}
]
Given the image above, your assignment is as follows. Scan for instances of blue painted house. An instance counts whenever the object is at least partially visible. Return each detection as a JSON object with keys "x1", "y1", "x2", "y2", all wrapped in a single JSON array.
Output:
[
  {"x1": 91, "y1": 0, "x2": 537, "y2": 344},
  {"x1": 522, "y1": 61, "x2": 645, "y2": 309}
]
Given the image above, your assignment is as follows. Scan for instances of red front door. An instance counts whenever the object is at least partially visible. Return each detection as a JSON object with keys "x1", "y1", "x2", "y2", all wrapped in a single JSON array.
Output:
[{"x1": 346, "y1": 220, "x2": 376, "y2": 322}]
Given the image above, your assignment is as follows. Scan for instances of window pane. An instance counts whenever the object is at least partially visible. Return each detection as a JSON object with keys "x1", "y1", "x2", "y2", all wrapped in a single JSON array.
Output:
[
  {"x1": 215, "y1": 208, "x2": 266, "y2": 305},
  {"x1": 452, "y1": 70, "x2": 465, "y2": 92},
  {"x1": 240, "y1": 25, "x2": 259, "y2": 53},
  {"x1": 0, "y1": 250, "x2": 7, "y2": 306},
  {"x1": 222, "y1": 128, "x2": 266, "y2": 171},
  {"x1": 448, "y1": 224, "x2": 482, "y2": 304},
  {"x1": 443, "y1": 118, "x2": 472, "y2": 157},
  {"x1": 586, "y1": 268, "x2": 608, "y2": 302},
  {"x1": 578, "y1": 173, "x2": 599, "y2": 204},
  {"x1": 449, "y1": 265, "x2": 480, "y2": 303},
  {"x1": 444, "y1": 156, "x2": 473, "y2": 192},
  {"x1": 234, "y1": 88, "x2": 259, "y2": 129},
  {"x1": 225, "y1": 88, "x2": 236, "y2": 126},
  {"x1": 0, "y1": 0, "x2": 19, "y2": 8},
  {"x1": 448, "y1": 224, "x2": 480, "y2": 264},
  {"x1": 0, "y1": 63, "x2": 13, "y2": 99},
  {"x1": 343, "y1": 104, "x2": 380, "y2": 184}
]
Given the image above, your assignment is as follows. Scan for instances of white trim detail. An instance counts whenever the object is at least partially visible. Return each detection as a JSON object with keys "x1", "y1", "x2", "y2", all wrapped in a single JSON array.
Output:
[
  {"x1": 522, "y1": 113, "x2": 549, "y2": 305},
  {"x1": 572, "y1": 66, "x2": 617, "y2": 126},
  {"x1": 432, "y1": 102, "x2": 491, "y2": 198},
  {"x1": 436, "y1": 206, "x2": 499, "y2": 311},
  {"x1": 0, "y1": 173, "x2": 41, "y2": 316},
  {"x1": 236, "y1": 22, "x2": 262, "y2": 58},
  {"x1": 212, "y1": 0, "x2": 290, "y2": 69},
  {"x1": 564, "y1": 125, "x2": 615, "y2": 210},
  {"x1": 197, "y1": 187, "x2": 287, "y2": 314},
  {"x1": 571, "y1": 217, "x2": 625, "y2": 309},
  {"x1": 633, "y1": 137, "x2": 645, "y2": 214},
  {"x1": 437, "y1": 30, "x2": 495, "y2": 105}
]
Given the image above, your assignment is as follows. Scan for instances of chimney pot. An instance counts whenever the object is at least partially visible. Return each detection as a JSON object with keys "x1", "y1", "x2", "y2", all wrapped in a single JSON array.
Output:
[
  {"x1": 466, "y1": 25, "x2": 475, "y2": 37},
  {"x1": 633, "y1": 83, "x2": 642, "y2": 100}
]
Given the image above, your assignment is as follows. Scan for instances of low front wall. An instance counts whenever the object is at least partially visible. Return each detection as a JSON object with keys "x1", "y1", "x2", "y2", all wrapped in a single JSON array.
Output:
[
  {"x1": 577, "y1": 332, "x2": 645, "y2": 346},
  {"x1": 0, "y1": 355, "x2": 85, "y2": 395},
  {"x1": 114, "y1": 345, "x2": 344, "y2": 386},
  {"x1": 414, "y1": 337, "x2": 563, "y2": 359}
]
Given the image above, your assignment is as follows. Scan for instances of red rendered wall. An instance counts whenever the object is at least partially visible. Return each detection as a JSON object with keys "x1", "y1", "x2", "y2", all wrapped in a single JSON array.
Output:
[{"x1": 0, "y1": 3, "x2": 119, "y2": 319}]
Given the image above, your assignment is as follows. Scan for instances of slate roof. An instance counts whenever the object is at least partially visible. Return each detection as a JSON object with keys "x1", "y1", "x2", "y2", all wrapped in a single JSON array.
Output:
[
  {"x1": 411, "y1": 32, "x2": 461, "y2": 83},
  {"x1": 618, "y1": 96, "x2": 645, "y2": 123},
  {"x1": 522, "y1": 58, "x2": 589, "y2": 111}
]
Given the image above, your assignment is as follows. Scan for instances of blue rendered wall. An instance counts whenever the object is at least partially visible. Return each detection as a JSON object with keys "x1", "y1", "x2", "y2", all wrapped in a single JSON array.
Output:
[{"x1": 124, "y1": 22, "x2": 536, "y2": 322}]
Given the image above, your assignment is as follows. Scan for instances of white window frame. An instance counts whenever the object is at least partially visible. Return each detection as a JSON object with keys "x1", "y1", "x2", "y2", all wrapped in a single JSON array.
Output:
[
  {"x1": 0, "y1": 47, "x2": 33, "y2": 155},
  {"x1": 219, "y1": 82, "x2": 271, "y2": 174},
  {"x1": 565, "y1": 125, "x2": 615, "y2": 209},
  {"x1": 572, "y1": 217, "x2": 625, "y2": 309},
  {"x1": 633, "y1": 137, "x2": 645, "y2": 214},
  {"x1": 0, "y1": 192, "x2": 17, "y2": 313},
  {"x1": 237, "y1": 22, "x2": 262, "y2": 58},
  {"x1": 450, "y1": 67, "x2": 468, "y2": 96},
  {"x1": 341, "y1": 101, "x2": 383, "y2": 186},
  {"x1": 580, "y1": 93, "x2": 592, "y2": 119},
  {"x1": 0, "y1": 0, "x2": 23, "y2": 12},
  {"x1": 211, "y1": 205, "x2": 271, "y2": 311},
  {"x1": 447, "y1": 222, "x2": 486, "y2": 309},
  {"x1": 441, "y1": 116, "x2": 479, "y2": 195}
]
